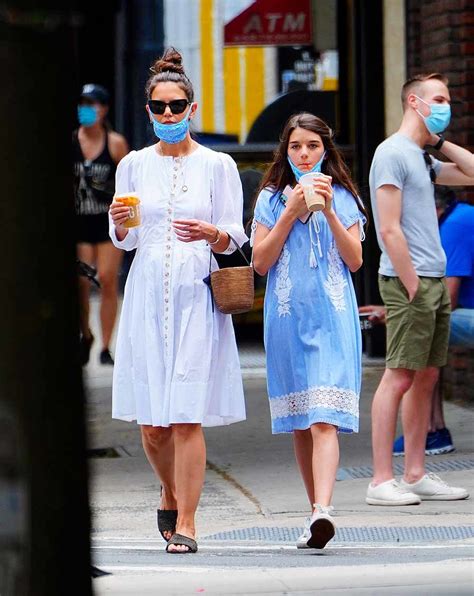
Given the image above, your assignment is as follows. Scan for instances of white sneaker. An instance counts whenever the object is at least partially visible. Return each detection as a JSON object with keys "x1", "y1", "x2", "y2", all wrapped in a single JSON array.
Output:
[
  {"x1": 296, "y1": 517, "x2": 311, "y2": 549},
  {"x1": 366, "y1": 478, "x2": 421, "y2": 506},
  {"x1": 400, "y1": 473, "x2": 469, "y2": 501},
  {"x1": 306, "y1": 504, "x2": 336, "y2": 549}
]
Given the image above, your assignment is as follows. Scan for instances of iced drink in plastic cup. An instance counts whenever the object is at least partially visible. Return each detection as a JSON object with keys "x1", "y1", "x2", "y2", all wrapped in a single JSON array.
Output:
[
  {"x1": 299, "y1": 173, "x2": 326, "y2": 212},
  {"x1": 115, "y1": 193, "x2": 141, "y2": 228}
]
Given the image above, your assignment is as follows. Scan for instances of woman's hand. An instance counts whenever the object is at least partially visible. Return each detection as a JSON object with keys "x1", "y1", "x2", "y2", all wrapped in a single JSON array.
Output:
[
  {"x1": 313, "y1": 175, "x2": 333, "y2": 214},
  {"x1": 172, "y1": 219, "x2": 219, "y2": 243},
  {"x1": 109, "y1": 201, "x2": 131, "y2": 229},
  {"x1": 284, "y1": 184, "x2": 308, "y2": 220}
]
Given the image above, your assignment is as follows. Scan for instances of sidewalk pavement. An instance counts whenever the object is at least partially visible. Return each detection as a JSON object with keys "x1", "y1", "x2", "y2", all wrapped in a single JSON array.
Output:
[{"x1": 84, "y1": 296, "x2": 474, "y2": 594}]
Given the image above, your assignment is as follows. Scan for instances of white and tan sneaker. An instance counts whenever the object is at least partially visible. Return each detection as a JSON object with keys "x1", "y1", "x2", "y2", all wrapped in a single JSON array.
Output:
[
  {"x1": 296, "y1": 517, "x2": 312, "y2": 549},
  {"x1": 400, "y1": 473, "x2": 469, "y2": 501},
  {"x1": 366, "y1": 478, "x2": 421, "y2": 506},
  {"x1": 306, "y1": 504, "x2": 336, "y2": 549}
]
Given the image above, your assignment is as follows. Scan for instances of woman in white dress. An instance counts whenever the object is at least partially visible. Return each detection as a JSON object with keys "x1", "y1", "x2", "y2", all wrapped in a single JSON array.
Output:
[{"x1": 109, "y1": 47, "x2": 247, "y2": 553}]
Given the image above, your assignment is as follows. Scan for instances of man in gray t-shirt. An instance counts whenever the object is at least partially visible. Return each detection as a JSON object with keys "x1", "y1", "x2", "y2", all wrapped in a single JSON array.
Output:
[
  {"x1": 366, "y1": 73, "x2": 474, "y2": 507},
  {"x1": 370, "y1": 133, "x2": 445, "y2": 277}
]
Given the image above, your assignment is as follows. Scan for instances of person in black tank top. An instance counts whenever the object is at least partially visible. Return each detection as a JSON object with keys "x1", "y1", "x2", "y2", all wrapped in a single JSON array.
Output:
[{"x1": 74, "y1": 84, "x2": 129, "y2": 366}]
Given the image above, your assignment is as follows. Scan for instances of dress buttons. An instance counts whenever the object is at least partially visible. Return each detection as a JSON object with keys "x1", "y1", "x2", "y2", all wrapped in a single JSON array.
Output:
[{"x1": 165, "y1": 272, "x2": 170, "y2": 277}]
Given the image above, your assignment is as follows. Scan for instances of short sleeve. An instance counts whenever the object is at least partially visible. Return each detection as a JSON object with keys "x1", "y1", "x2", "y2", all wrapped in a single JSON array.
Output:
[
  {"x1": 431, "y1": 155, "x2": 443, "y2": 177},
  {"x1": 211, "y1": 153, "x2": 248, "y2": 255},
  {"x1": 370, "y1": 145, "x2": 407, "y2": 191},
  {"x1": 334, "y1": 186, "x2": 367, "y2": 239},
  {"x1": 109, "y1": 151, "x2": 139, "y2": 251},
  {"x1": 253, "y1": 188, "x2": 278, "y2": 230},
  {"x1": 441, "y1": 221, "x2": 472, "y2": 277}
]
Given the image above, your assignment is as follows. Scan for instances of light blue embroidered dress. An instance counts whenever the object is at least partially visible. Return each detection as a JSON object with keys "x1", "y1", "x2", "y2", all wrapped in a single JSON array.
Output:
[{"x1": 253, "y1": 185, "x2": 365, "y2": 434}]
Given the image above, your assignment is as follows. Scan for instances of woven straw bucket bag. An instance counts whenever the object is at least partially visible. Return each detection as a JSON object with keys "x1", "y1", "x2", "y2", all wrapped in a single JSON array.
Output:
[{"x1": 205, "y1": 235, "x2": 255, "y2": 315}]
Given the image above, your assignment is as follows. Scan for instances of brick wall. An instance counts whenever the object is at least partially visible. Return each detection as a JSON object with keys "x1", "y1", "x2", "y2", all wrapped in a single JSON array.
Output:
[{"x1": 406, "y1": 0, "x2": 474, "y2": 201}]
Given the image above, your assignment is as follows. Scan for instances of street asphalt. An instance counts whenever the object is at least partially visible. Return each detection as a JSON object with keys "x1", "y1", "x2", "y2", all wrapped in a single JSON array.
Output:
[{"x1": 83, "y1": 297, "x2": 474, "y2": 595}]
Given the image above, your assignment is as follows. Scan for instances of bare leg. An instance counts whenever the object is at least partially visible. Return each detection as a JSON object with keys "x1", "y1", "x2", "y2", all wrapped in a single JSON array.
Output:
[
  {"x1": 402, "y1": 367, "x2": 439, "y2": 484},
  {"x1": 96, "y1": 241, "x2": 123, "y2": 350},
  {"x1": 141, "y1": 425, "x2": 177, "y2": 539},
  {"x1": 77, "y1": 243, "x2": 96, "y2": 338},
  {"x1": 372, "y1": 368, "x2": 414, "y2": 485},
  {"x1": 310, "y1": 423, "x2": 339, "y2": 507},
  {"x1": 293, "y1": 429, "x2": 315, "y2": 509},
  {"x1": 168, "y1": 423, "x2": 206, "y2": 553},
  {"x1": 429, "y1": 372, "x2": 446, "y2": 432}
]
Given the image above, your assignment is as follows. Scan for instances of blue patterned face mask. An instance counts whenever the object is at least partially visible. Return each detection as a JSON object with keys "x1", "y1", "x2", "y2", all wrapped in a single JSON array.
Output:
[
  {"x1": 78, "y1": 105, "x2": 98, "y2": 127},
  {"x1": 414, "y1": 95, "x2": 451, "y2": 134},
  {"x1": 150, "y1": 104, "x2": 193, "y2": 144},
  {"x1": 287, "y1": 151, "x2": 326, "y2": 181}
]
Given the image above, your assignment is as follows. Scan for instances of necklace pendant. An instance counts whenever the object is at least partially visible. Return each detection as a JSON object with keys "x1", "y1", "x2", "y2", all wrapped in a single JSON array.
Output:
[{"x1": 182, "y1": 185, "x2": 188, "y2": 193}]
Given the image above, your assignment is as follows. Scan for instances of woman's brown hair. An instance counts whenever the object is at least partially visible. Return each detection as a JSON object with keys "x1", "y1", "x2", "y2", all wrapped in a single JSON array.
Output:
[
  {"x1": 146, "y1": 47, "x2": 194, "y2": 101},
  {"x1": 256, "y1": 112, "x2": 368, "y2": 222}
]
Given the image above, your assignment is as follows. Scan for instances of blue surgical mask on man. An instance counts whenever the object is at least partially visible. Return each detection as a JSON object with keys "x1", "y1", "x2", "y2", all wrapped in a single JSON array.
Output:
[
  {"x1": 150, "y1": 104, "x2": 193, "y2": 144},
  {"x1": 287, "y1": 151, "x2": 326, "y2": 182},
  {"x1": 78, "y1": 105, "x2": 98, "y2": 127},
  {"x1": 414, "y1": 95, "x2": 451, "y2": 134}
]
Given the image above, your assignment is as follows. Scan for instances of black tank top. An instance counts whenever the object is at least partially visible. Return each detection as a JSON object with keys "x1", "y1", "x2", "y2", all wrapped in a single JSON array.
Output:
[{"x1": 73, "y1": 129, "x2": 117, "y2": 216}]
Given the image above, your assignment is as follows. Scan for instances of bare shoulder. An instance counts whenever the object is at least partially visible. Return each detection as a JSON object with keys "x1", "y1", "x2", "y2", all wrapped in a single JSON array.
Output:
[{"x1": 108, "y1": 131, "x2": 129, "y2": 164}]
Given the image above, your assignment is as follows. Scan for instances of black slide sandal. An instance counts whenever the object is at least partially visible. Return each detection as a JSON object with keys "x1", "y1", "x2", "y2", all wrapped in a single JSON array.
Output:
[
  {"x1": 165, "y1": 533, "x2": 198, "y2": 554},
  {"x1": 157, "y1": 509, "x2": 178, "y2": 542}
]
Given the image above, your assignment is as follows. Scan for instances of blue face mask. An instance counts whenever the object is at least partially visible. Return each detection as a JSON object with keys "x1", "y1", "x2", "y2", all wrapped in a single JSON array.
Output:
[
  {"x1": 415, "y1": 96, "x2": 451, "y2": 134},
  {"x1": 78, "y1": 105, "x2": 98, "y2": 127},
  {"x1": 150, "y1": 104, "x2": 193, "y2": 144},
  {"x1": 287, "y1": 151, "x2": 326, "y2": 182}
]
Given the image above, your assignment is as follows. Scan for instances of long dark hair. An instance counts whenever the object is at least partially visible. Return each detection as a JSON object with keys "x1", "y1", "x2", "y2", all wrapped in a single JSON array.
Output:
[{"x1": 256, "y1": 113, "x2": 368, "y2": 221}]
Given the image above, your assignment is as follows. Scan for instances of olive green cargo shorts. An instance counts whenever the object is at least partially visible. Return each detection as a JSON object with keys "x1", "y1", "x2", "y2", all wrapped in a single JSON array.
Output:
[{"x1": 378, "y1": 275, "x2": 451, "y2": 370}]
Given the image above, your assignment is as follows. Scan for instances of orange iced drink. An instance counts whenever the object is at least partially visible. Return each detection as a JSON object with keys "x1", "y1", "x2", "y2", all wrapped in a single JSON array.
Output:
[{"x1": 115, "y1": 193, "x2": 141, "y2": 228}]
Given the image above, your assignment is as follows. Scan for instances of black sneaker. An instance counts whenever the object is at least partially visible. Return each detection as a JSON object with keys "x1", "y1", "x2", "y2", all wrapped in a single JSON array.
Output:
[
  {"x1": 80, "y1": 333, "x2": 94, "y2": 366},
  {"x1": 100, "y1": 349, "x2": 114, "y2": 366}
]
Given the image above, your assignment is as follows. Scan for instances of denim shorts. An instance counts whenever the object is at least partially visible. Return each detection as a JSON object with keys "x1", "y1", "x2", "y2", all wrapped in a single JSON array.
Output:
[{"x1": 378, "y1": 275, "x2": 451, "y2": 370}]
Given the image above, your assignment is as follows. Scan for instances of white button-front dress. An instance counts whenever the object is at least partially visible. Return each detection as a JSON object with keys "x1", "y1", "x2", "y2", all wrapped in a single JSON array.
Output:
[{"x1": 109, "y1": 144, "x2": 248, "y2": 427}]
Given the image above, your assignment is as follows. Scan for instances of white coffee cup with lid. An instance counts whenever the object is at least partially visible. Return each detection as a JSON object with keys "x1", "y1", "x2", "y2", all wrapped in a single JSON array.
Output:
[{"x1": 299, "y1": 172, "x2": 327, "y2": 212}]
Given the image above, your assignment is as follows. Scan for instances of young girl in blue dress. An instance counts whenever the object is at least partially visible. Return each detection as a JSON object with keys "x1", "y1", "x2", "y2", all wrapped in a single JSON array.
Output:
[{"x1": 252, "y1": 113, "x2": 367, "y2": 550}]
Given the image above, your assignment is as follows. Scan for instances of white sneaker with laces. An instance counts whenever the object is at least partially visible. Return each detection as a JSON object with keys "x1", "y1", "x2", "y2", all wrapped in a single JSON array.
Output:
[
  {"x1": 366, "y1": 478, "x2": 421, "y2": 506},
  {"x1": 296, "y1": 517, "x2": 311, "y2": 549},
  {"x1": 307, "y1": 504, "x2": 336, "y2": 549},
  {"x1": 400, "y1": 473, "x2": 469, "y2": 501}
]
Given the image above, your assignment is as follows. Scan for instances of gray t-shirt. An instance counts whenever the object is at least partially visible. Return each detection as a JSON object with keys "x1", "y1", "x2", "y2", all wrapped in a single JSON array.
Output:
[{"x1": 369, "y1": 132, "x2": 446, "y2": 277}]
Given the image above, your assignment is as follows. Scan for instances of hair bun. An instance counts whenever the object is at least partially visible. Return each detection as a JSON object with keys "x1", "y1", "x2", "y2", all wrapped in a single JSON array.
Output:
[{"x1": 151, "y1": 47, "x2": 185, "y2": 75}]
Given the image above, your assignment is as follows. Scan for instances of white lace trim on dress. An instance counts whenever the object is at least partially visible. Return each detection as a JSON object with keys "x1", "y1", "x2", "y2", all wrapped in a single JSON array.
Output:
[
  {"x1": 270, "y1": 385, "x2": 359, "y2": 420},
  {"x1": 324, "y1": 244, "x2": 347, "y2": 311},
  {"x1": 274, "y1": 244, "x2": 292, "y2": 317},
  {"x1": 249, "y1": 218, "x2": 257, "y2": 247}
]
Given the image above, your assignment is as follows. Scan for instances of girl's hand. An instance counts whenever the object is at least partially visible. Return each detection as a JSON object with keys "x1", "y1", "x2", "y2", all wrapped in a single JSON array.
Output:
[
  {"x1": 313, "y1": 175, "x2": 333, "y2": 214},
  {"x1": 284, "y1": 184, "x2": 308, "y2": 220},
  {"x1": 172, "y1": 219, "x2": 219, "y2": 243},
  {"x1": 109, "y1": 201, "x2": 131, "y2": 229}
]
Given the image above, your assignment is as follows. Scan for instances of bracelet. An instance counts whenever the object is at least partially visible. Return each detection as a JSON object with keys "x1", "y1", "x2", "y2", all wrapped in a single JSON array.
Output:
[
  {"x1": 434, "y1": 135, "x2": 445, "y2": 151},
  {"x1": 208, "y1": 228, "x2": 221, "y2": 246}
]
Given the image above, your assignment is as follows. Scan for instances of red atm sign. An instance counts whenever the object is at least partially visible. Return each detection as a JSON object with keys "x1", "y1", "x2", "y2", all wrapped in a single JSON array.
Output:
[{"x1": 224, "y1": 0, "x2": 313, "y2": 47}]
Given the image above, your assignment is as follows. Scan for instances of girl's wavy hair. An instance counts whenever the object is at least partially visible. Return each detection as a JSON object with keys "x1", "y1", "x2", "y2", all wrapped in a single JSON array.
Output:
[{"x1": 255, "y1": 112, "x2": 368, "y2": 222}]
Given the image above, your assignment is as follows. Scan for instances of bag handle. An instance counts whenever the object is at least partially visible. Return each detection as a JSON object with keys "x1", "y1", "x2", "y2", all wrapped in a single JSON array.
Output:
[{"x1": 208, "y1": 232, "x2": 251, "y2": 272}]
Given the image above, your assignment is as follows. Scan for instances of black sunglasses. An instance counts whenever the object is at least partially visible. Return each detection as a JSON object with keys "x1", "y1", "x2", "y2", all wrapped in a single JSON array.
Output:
[
  {"x1": 423, "y1": 151, "x2": 437, "y2": 184},
  {"x1": 148, "y1": 99, "x2": 190, "y2": 115}
]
